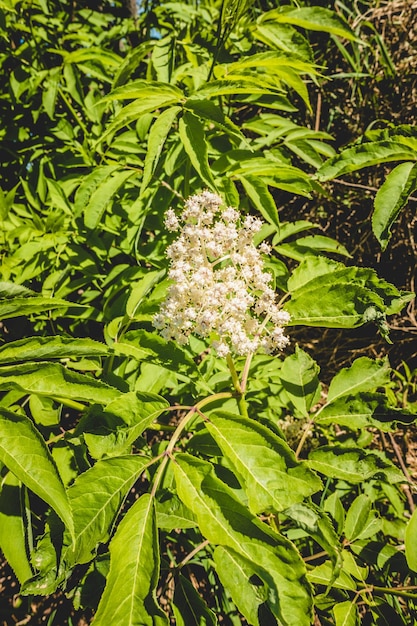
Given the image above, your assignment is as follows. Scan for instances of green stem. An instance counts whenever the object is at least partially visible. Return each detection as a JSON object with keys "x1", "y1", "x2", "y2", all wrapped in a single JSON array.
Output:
[
  {"x1": 226, "y1": 353, "x2": 249, "y2": 418},
  {"x1": 150, "y1": 392, "x2": 233, "y2": 498},
  {"x1": 358, "y1": 583, "x2": 417, "y2": 600},
  {"x1": 295, "y1": 417, "x2": 315, "y2": 459},
  {"x1": 54, "y1": 397, "x2": 86, "y2": 412}
]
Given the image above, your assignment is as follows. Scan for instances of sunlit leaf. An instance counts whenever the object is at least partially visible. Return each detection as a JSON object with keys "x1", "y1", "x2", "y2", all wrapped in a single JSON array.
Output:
[
  {"x1": 0, "y1": 473, "x2": 33, "y2": 583},
  {"x1": 93, "y1": 494, "x2": 168, "y2": 625},
  {"x1": 174, "y1": 453, "x2": 313, "y2": 626},
  {"x1": 372, "y1": 162, "x2": 417, "y2": 250},
  {"x1": 0, "y1": 408, "x2": 74, "y2": 539},
  {"x1": 205, "y1": 411, "x2": 321, "y2": 513},
  {"x1": 327, "y1": 357, "x2": 391, "y2": 404},
  {"x1": 67, "y1": 455, "x2": 151, "y2": 564},
  {"x1": 317, "y1": 141, "x2": 417, "y2": 181},
  {"x1": 0, "y1": 362, "x2": 120, "y2": 404},
  {"x1": 308, "y1": 446, "x2": 403, "y2": 484},
  {"x1": 178, "y1": 111, "x2": 217, "y2": 189},
  {"x1": 280, "y1": 346, "x2": 321, "y2": 417},
  {"x1": 406, "y1": 508, "x2": 417, "y2": 572},
  {"x1": 0, "y1": 336, "x2": 109, "y2": 364}
]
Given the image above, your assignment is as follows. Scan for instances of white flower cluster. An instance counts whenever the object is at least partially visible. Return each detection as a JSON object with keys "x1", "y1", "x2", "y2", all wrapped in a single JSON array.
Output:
[{"x1": 153, "y1": 191, "x2": 290, "y2": 357}]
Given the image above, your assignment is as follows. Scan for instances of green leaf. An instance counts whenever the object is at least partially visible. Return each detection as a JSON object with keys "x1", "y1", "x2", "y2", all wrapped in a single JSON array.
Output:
[
  {"x1": 344, "y1": 495, "x2": 372, "y2": 542},
  {"x1": 213, "y1": 546, "x2": 270, "y2": 626},
  {"x1": 333, "y1": 601, "x2": 359, "y2": 626},
  {"x1": 102, "y1": 80, "x2": 183, "y2": 103},
  {"x1": 0, "y1": 296, "x2": 71, "y2": 320},
  {"x1": 140, "y1": 106, "x2": 182, "y2": 195},
  {"x1": 172, "y1": 574, "x2": 217, "y2": 626},
  {"x1": 285, "y1": 256, "x2": 413, "y2": 328},
  {"x1": 307, "y1": 561, "x2": 356, "y2": 591},
  {"x1": 0, "y1": 336, "x2": 109, "y2": 364},
  {"x1": 174, "y1": 454, "x2": 313, "y2": 626},
  {"x1": 406, "y1": 508, "x2": 417, "y2": 572},
  {"x1": 205, "y1": 412, "x2": 322, "y2": 513},
  {"x1": 0, "y1": 362, "x2": 120, "y2": 405},
  {"x1": 67, "y1": 455, "x2": 151, "y2": 564},
  {"x1": 0, "y1": 473, "x2": 33, "y2": 583},
  {"x1": 125, "y1": 271, "x2": 165, "y2": 318},
  {"x1": 327, "y1": 357, "x2": 391, "y2": 404},
  {"x1": 269, "y1": 7, "x2": 357, "y2": 41},
  {"x1": 99, "y1": 86, "x2": 183, "y2": 144},
  {"x1": 0, "y1": 408, "x2": 74, "y2": 539},
  {"x1": 280, "y1": 346, "x2": 321, "y2": 417},
  {"x1": 308, "y1": 446, "x2": 403, "y2": 484},
  {"x1": 114, "y1": 329, "x2": 196, "y2": 374},
  {"x1": 83, "y1": 169, "x2": 135, "y2": 229},
  {"x1": 372, "y1": 162, "x2": 417, "y2": 250},
  {"x1": 316, "y1": 392, "x2": 415, "y2": 431},
  {"x1": 93, "y1": 494, "x2": 168, "y2": 626},
  {"x1": 178, "y1": 112, "x2": 217, "y2": 189},
  {"x1": 317, "y1": 141, "x2": 417, "y2": 181},
  {"x1": 74, "y1": 165, "x2": 118, "y2": 216},
  {"x1": 275, "y1": 234, "x2": 351, "y2": 261},
  {"x1": 78, "y1": 391, "x2": 169, "y2": 459},
  {"x1": 155, "y1": 491, "x2": 197, "y2": 531},
  {"x1": 284, "y1": 502, "x2": 341, "y2": 569},
  {"x1": 238, "y1": 176, "x2": 279, "y2": 229},
  {"x1": 286, "y1": 282, "x2": 383, "y2": 328}
]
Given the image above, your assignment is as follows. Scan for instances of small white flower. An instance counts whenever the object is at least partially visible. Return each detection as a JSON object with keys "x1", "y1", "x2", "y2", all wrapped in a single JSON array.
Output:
[{"x1": 153, "y1": 192, "x2": 290, "y2": 357}]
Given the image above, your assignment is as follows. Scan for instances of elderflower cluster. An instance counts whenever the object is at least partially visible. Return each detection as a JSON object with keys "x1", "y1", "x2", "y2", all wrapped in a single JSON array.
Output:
[{"x1": 153, "y1": 191, "x2": 290, "y2": 357}]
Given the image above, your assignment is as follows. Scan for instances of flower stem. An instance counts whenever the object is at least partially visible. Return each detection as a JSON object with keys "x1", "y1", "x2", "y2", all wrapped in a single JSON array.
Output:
[
  {"x1": 226, "y1": 353, "x2": 249, "y2": 418},
  {"x1": 150, "y1": 392, "x2": 233, "y2": 498}
]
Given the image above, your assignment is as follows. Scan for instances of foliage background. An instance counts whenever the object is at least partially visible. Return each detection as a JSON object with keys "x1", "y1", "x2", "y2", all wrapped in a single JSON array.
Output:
[{"x1": 0, "y1": 0, "x2": 416, "y2": 624}]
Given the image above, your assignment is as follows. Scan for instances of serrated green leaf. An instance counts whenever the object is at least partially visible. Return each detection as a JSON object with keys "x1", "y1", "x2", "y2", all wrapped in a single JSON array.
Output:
[
  {"x1": 140, "y1": 107, "x2": 182, "y2": 195},
  {"x1": 0, "y1": 336, "x2": 109, "y2": 364},
  {"x1": 0, "y1": 473, "x2": 33, "y2": 583},
  {"x1": 317, "y1": 141, "x2": 417, "y2": 181},
  {"x1": 99, "y1": 90, "x2": 183, "y2": 144},
  {"x1": 333, "y1": 600, "x2": 359, "y2": 626},
  {"x1": 280, "y1": 346, "x2": 321, "y2": 416},
  {"x1": 178, "y1": 112, "x2": 217, "y2": 189},
  {"x1": 344, "y1": 494, "x2": 372, "y2": 542},
  {"x1": 307, "y1": 561, "x2": 356, "y2": 591},
  {"x1": 238, "y1": 176, "x2": 279, "y2": 229},
  {"x1": 78, "y1": 391, "x2": 169, "y2": 459},
  {"x1": 0, "y1": 296, "x2": 71, "y2": 320},
  {"x1": 205, "y1": 411, "x2": 321, "y2": 513},
  {"x1": 125, "y1": 271, "x2": 165, "y2": 319},
  {"x1": 172, "y1": 574, "x2": 217, "y2": 626},
  {"x1": 275, "y1": 234, "x2": 351, "y2": 261},
  {"x1": 308, "y1": 446, "x2": 403, "y2": 484},
  {"x1": 115, "y1": 329, "x2": 196, "y2": 373},
  {"x1": 373, "y1": 162, "x2": 417, "y2": 250},
  {"x1": 327, "y1": 357, "x2": 391, "y2": 403},
  {"x1": 174, "y1": 453, "x2": 313, "y2": 626},
  {"x1": 185, "y1": 97, "x2": 245, "y2": 146},
  {"x1": 93, "y1": 494, "x2": 168, "y2": 625},
  {"x1": 213, "y1": 546, "x2": 270, "y2": 626},
  {"x1": 286, "y1": 282, "x2": 383, "y2": 327},
  {"x1": 84, "y1": 169, "x2": 134, "y2": 229},
  {"x1": 74, "y1": 166, "x2": 119, "y2": 216},
  {"x1": 269, "y1": 7, "x2": 357, "y2": 41},
  {"x1": 284, "y1": 502, "x2": 341, "y2": 569},
  {"x1": 155, "y1": 491, "x2": 197, "y2": 531},
  {"x1": 0, "y1": 362, "x2": 120, "y2": 404},
  {"x1": 316, "y1": 392, "x2": 415, "y2": 431},
  {"x1": 67, "y1": 455, "x2": 151, "y2": 564},
  {"x1": 405, "y1": 507, "x2": 417, "y2": 572},
  {"x1": 0, "y1": 408, "x2": 74, "y2": 539},
  {"x1": 102, "y1": 80, "x2": 183, "y2": 102}
]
